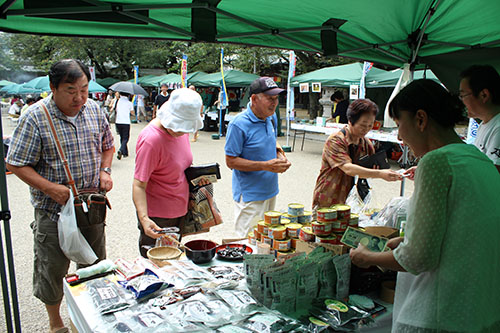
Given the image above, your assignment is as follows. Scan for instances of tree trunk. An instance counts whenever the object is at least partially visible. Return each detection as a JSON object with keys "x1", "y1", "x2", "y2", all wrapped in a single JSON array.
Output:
[{"x1": 308, "y1": 92, "x2": 321, "y2": 119}]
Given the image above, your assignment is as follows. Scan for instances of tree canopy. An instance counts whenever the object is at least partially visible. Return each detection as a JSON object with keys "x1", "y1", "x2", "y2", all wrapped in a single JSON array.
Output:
[{"x1": 0, "y1": 33, "x2": 352, "y2": 82}]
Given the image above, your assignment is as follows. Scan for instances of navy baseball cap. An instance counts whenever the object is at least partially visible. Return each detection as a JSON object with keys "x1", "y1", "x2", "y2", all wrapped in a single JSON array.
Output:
[{"x1": 249, "y1": 77, "x2": 284, "y2": 96}]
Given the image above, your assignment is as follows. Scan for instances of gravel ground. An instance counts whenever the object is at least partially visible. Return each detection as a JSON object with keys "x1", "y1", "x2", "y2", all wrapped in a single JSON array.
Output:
[{"x1": 0, "y1": 109, "x2": 413, "y2": 332}]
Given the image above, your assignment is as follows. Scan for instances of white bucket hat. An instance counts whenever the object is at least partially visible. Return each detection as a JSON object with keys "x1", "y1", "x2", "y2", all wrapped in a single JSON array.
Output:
[{"x1": 158, "y1": 88, "x2": 203, "y2": 133}]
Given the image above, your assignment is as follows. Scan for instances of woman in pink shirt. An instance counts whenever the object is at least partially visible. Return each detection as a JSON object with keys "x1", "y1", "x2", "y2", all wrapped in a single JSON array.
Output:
[{"x1": 133, "y1": 88, "x2": 204, "y2": 257}]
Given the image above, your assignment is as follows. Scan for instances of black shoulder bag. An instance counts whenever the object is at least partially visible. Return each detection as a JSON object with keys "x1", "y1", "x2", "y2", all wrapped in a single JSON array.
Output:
[{"x1": 341, "y1": 128, "x2": 371, "y2": 201}]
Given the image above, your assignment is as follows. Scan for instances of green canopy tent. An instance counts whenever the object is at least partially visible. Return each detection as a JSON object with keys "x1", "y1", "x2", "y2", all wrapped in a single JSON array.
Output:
[
  {"x1": 96, "y1": 77, "x2": 120, "y2": 88},
  {"x1": 136, "y1": 71, "x2": 205, "y2": 87},
  {"x1": 0, "y1": 80, "x2": 14, "y2": 87},
  {"x1": 23, "y1": 75, "x2": 107, "y2": 93},
  {"x1": 189, "y1": 70, "x2": 259, "y2": 87},
  {"x1": 290, "y1": 62, "x2": 390, "y2": 88},
  {"x1": 1, "y1": 0, "x2": 499, "y2": 89},
  {"x1": 367, "y1": 68, "x2": 441, "y2": 87},
  {"x1": 0, "y1": 83, "x2": 40, "y2": 95},
  {"x1": 1, "y1": 1, "x2": 500, "y2": 331}
]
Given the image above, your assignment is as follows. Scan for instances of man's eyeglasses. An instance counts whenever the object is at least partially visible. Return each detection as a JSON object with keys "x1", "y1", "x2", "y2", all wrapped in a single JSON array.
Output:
[{"x1": 459, "y1": 92, "x2": 473, "y2": 100}]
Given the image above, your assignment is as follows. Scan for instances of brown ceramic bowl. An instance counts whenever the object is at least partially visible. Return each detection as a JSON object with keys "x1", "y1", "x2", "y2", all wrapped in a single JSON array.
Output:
[{"x1": 184, "y1": 240, "x2": 217, "y2": 264}]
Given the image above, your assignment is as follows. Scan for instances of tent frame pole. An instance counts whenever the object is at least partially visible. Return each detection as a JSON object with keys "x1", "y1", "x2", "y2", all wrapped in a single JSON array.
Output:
[
  {"x1": 411, "y1": 0, "x2": 441, "y2": 64},
  {"x1": 0, "y1": 115, "x2": 22, "y2": 333}
]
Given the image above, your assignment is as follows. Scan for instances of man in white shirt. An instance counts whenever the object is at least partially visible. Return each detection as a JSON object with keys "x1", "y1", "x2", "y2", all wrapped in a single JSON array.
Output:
[
  {"x1": 136, "y1": 94, "x2": 147, "y2": 122},
  {"x1": 115, "y1": 92, "x2": 134, "y2": 160},
  {"x1": 460, "y1": 65, "x2": 500, "y2": 173}
]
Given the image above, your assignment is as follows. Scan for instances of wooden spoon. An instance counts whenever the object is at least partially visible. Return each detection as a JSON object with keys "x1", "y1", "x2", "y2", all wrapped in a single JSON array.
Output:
[{"x1": 162, "y1": 234, "x2": 193, "y2": 252}]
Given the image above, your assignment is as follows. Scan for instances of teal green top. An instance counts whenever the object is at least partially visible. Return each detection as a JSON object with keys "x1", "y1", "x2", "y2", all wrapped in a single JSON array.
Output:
[{"x1": 393, "y1": 143, "x2": 500, "y2": 332}]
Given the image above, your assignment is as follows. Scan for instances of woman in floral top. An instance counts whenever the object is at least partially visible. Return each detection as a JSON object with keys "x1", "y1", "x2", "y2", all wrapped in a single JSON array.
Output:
[{"x1": 312, "y1": 99, "x2": 402, "y2": 209}]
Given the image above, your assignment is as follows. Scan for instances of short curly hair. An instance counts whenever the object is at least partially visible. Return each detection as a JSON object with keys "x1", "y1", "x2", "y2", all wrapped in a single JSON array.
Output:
[{"x1": 347, "y1": 99, "x2": 378, "y2": 125}]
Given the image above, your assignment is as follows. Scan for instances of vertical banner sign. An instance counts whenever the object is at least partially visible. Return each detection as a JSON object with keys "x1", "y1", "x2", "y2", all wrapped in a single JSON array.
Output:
[
  {"x1": 286, "y1": 51, "x2": 296, "y2": 147},
  {"x1": 286, "y1": 50, "x2": 296, "y2": 121},
  {"x1": 466, "y1": 118, "x2": 479, "y2": 144},
  {"x1": 219, "y1": 48, "x2": 228, "y2": 137},
  {"x1": 181, "y1": 55, "x2": 188, "y2": 88},
  {"x1": 88, "y1": 66, "x2": 96, "y2": 81},
  {"x1": 220, "y1": 48, "x2": 228, "y2": 107},
  {"x1": 359, "y1": 61, "x2": 373, "y2": 99},
  {"x1": 133, "y1": 65, "x2": 139, "y2": 106}
]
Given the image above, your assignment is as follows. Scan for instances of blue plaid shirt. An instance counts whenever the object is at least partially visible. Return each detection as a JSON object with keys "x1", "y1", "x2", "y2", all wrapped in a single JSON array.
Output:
[{"x1": 6, "y1": 95, "x2": 114, "y2": 221}]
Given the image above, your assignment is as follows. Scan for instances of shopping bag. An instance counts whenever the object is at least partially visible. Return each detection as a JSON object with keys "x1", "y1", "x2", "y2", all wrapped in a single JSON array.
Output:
[
  {"x1": 182, "y1": 184, "x2": 223, "y2": 235},
  {"x1": 58, "y1": 191, "x2": 98, "y2": 265},
  {"x1": 346, "y1": 177, "x2": 372, "y2": 215}
]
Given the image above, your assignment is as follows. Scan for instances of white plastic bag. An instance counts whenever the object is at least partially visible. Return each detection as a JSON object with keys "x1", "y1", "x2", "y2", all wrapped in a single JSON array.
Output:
[
  {"x1": 345, "y1": 177, "x2": 372, "y2": 214},
  {"x1": 58, "y1": 191, "x2": 98, "y2": 265}
]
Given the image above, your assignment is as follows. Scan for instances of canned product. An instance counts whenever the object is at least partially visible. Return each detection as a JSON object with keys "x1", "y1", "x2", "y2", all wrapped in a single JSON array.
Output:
[
  {"x1": 273, "y1": 238, "x2": 291, "y2": 251},
  {"x1": 299, "y1": 226, "x2": 315, "y2": 242},
  {"x1": 275, "y1": 249, "x2": 294, "y2": 258},
  {"x1": 315, "y1": 235, "x2": 338, "y2": 244},
  {"x1": 335, "y1": 204, "x2": 351, "y2": 220},
  {"x1": 290, "y1": 238, "x2": 298, "y2": 249},
  {"x1": 257, "y1": 221, "x2": 269, "y2": 236},
  {"x1": 280, "y1": 218, "x2": 291, "y2": 226},
  {"x1": 332, "y1": 232, "x2": 343, "y2": 244},
  {"x1": 288, "y1": 203, "x2": 305, "y2": 216},
  {"x1": 268, "y1": 225, "x2": 287, "y2": 240},
  {"x1": 282, "y1": 213, "x2": 299, "y2": 223},
  {"x1": 317, "y1": 208, "x2": 338, "y2": 222},
  {"x1": 254, "y1": 229, "x2": 261, "y2": 240},
  {"x1": 261, "y1": 234, "x2": 273, "y2": 247},
  {"x1": 312, "y1": 221, "x2": 333, "y2": 236},
  {"x1": 337, "y1": 218, "x2": 348, "y2": 232},
  {"x1": 331, "y1": 219, "x2": 344, "y2": 233},
  {"x1": 264, "y1": 211, "x2": 282, "y2": 225},
  {"x1": 298, "y1": 211, "x2": 313, "y2": 223},
  {"x1": 248, "y1": 232, "x2": 256, "y2": 245},
  {"x1": 349, "y1": 214, "x2": 359, "y2": 228},
  {"x1": 287, "y1": 223, "x2": 302, "y2": 238}
]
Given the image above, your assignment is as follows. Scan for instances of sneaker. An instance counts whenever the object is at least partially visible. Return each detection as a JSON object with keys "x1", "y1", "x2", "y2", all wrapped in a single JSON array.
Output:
[{"x1": 117, "y1": 151, "x2": 122, "y2": 160}]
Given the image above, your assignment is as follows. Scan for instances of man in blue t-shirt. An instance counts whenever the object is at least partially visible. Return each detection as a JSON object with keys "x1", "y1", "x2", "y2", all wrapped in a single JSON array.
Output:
[{"x1": 225, "y1": 77, "x2": 291, "y2": 237}]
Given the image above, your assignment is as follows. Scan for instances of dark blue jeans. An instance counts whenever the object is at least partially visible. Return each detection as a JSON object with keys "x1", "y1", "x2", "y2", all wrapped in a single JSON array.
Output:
[{"x1": 115, "y1": 123, "x2": 130, "y2": 156}]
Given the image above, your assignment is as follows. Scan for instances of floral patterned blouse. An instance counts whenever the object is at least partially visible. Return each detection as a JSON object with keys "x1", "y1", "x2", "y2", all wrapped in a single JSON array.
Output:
[{"x1": 312, "y1": 126, "x2": 375, "y2": 209}]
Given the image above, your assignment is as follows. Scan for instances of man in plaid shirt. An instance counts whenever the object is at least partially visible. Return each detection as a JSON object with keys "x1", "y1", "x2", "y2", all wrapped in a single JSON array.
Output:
[{"x1": 6, "y1": 59, "x2": 114, "y2": 333}]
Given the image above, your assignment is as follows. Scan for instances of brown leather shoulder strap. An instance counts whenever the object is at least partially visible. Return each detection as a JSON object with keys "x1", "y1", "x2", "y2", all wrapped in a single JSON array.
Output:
[{"x1": 38, "y1": 101, "x2": 79, "y2": 196}]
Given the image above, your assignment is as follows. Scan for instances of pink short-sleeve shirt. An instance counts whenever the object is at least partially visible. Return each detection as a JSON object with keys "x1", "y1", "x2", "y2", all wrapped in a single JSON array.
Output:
[{"x1": 134, "y1": 124, "x2": 193, "y2": 218}]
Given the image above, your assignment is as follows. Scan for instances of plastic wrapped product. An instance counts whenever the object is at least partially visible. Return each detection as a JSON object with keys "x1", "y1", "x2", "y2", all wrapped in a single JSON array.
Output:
[
  {"x1": 207, "y1": 265, "x2": 244, "y2": 281},
  {"x1": 215, "y1": 289, "x2": 260, "y2": 316},
  {"x1": 318, "y1": 254, "x2": 337, "y2": 299},
  {"x1": 118, "y1": 269, "x2": 170, "y2": 299},
  {"x1": 135, "y1": 311, "x2": 164, "y2": 328},
  {"x1": 187, "y1": 292, "x2": 236, "y2": 327},
  {"x1": 295, "y1": 260, "x2": 319, "y2": 311},
  {"x1": 265, "y1": 265, "x2": 297, "y2": 314},
  {"x1": 309, "y1": 298, "x2": 370, "y2": 331},
  {"x1": 332, "y1": 254, "x2": 351, "y2": 299},
  {"x1": 114, "y1": 258, "x2": 144, "y2": 280},
  {"x1": 87, "y1": 277, "x2": 132, "y2": 314}
]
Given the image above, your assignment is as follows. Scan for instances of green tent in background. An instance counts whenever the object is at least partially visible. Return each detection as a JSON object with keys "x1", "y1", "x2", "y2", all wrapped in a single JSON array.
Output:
[
  {"x1": 0, "y1": 80, "x2": 14, "y2": 87},
  {"x1": 368, "y1": 68, "x2": 442, "y2": 87},
  {"x1": 135, "y1": 72, "x2": 206, "y2": 87},
  {"x1": 1, "y1": 1, "x2": 499, "y2": 91},
  {"x1": 96, "y1": 77, "x2": 120, "y2": 88},
  {"x1": 190, "y1": 70, "x2": 258, "y2": 87},
  {"x1": 290, "y1": 63, "x2": 390, "y2": 88}
]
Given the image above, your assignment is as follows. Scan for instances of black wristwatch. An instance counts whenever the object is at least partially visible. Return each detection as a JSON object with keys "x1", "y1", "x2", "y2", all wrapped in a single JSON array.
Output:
[{"x1": 100, "y1": 167, "x2": 112, "y2": 175}]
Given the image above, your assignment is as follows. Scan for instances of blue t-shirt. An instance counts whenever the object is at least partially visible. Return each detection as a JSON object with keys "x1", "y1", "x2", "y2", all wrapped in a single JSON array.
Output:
[{"x1": 225, "y1": 105, "x2": 278, "y2": 202}]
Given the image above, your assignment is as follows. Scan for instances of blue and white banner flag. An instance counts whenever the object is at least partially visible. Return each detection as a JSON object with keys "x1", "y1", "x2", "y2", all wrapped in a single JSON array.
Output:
[{"x1": 359, "y1": 61, "x2": 373, "y2": 99}]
